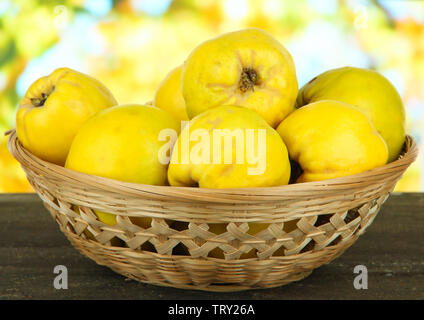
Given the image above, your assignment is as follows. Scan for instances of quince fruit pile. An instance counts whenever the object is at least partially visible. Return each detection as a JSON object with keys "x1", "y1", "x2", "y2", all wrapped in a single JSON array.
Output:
[{"x1": 15, "y1": 28, "x2": 406, "y2": 257}]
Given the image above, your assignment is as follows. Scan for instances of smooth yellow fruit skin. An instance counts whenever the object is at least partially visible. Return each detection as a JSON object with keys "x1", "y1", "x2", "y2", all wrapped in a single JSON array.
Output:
[
  {"x1": 65, "y1": 104, "x2": 180, "y2": 227},
  {"x1": 168, "y1": 105, "x2": 291, "y2": 258},
  {"x1": 16, "y1": 67, "x2": 118, "y2": 166},
  {"x1": 277, "y1": 100, "x2": 389, "y2": 183},
  {"x1": 182, "y1": 28, "x2": 298, "y2": 128},
  {"x1": 154, "y1": 65, "x2": 189, "y2": 122},
  {"x1": 296, "y1": 67, "x2": 405, "y2": 162},
  {"x1": 168, "y1": 105, "x2": 291, "y2": 189}
]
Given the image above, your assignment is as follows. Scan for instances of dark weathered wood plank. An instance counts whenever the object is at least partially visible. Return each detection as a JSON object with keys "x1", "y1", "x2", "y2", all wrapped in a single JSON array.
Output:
[{"x1": 0, "y1": 192, "x2": 423, "y2": 300}]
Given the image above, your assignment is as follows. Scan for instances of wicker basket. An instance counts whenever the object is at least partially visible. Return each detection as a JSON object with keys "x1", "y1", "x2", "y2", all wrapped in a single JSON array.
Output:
[{"x1": 7, "y1": 129, "x2": 418, "y2": 292}]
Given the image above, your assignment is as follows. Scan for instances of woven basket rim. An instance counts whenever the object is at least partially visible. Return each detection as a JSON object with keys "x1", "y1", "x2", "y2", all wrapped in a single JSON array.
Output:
[{"x1": 7, "y1": 129, "x2": 418, "y2": 203}]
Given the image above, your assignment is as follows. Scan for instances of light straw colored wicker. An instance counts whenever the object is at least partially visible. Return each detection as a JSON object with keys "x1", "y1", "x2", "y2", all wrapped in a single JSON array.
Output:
[{"x1": 7, "y1": 129, "x2": 418, "y2": 292}]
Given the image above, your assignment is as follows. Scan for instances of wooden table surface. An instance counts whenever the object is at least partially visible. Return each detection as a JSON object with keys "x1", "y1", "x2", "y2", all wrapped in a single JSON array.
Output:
[{"x1": 1, "y1": 192, "x2": 423, "y2": 300}]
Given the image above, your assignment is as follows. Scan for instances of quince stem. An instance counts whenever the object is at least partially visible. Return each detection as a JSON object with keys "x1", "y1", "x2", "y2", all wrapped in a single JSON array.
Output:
[{"x1": 239, "y1": 68, "x2": 258, "y2": 92}]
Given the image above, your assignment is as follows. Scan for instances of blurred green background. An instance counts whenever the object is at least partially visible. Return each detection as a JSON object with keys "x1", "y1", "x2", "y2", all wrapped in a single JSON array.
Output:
[{"x1": 0, "y1": 0, "x2": 423, "y2": 192}]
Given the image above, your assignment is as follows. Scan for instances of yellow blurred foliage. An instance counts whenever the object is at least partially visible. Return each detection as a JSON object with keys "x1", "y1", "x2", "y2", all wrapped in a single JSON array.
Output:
[
  {"x1": 0, "y1": 0, "x2": 422, "y2": 192},
  {"x1": 0, "y1": 136, "x2": 32, "y2": 193}
]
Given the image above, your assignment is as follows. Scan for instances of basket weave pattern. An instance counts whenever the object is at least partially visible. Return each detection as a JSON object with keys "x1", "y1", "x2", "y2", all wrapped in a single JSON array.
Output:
[{"x1": 8, "y1": 130, "x2": 418, "y2": 291}]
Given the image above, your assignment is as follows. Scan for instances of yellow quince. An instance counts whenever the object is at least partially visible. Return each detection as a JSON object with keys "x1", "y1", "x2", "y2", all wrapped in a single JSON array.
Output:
[
  {"x1": 182, "y1": 28, "x2": 298, "y2": 128},
  {"x1": 65, "y1": 104, "x2": 180, "y2": 228},
  {"x1": 154, "y1": 65, "x2": 189, "y2": 122},
  {"x1": 296, "y1": 67, "x2": 405, "y2": 162},
  {"x1": 168, "y1": 105, "x2": 291, "y2": 188},
  {"x1": 16, "y1": 67, "x2": 118, "y2": 165},
  {"x1": 277, "y1": 100, "x2": 389, "y2": 183},
  {"x1": 168, "y1": 105, "x2": 291, "y2": 259}
]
